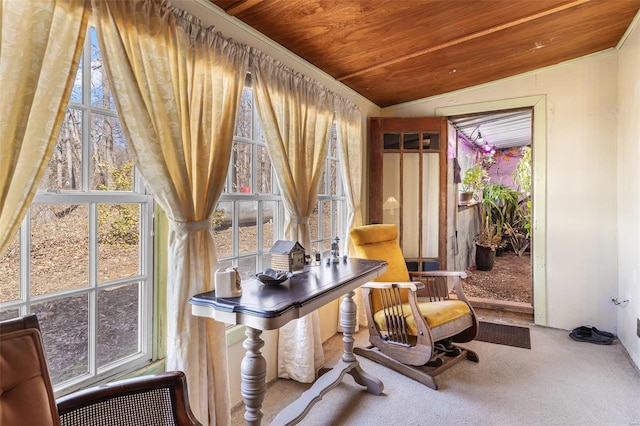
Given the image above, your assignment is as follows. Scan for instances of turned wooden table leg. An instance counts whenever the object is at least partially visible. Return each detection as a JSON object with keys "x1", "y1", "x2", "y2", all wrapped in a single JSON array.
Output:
[
  {"x1": 342, "y1": 290, "x2": 384, "y2": 395},
  {"x1": 241, "y1": 326, "x2": 267, "y2": 426},
  {"x1": 340, "y1": 290, "x2": 358, "y2": 362}
]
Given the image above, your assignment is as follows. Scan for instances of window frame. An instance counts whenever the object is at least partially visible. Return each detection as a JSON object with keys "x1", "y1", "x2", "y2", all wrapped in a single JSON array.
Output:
[
  {"x1": 0, "y1": 27, "x2": 155, "y2": 395},
  {"x1": 214, "y1": 84, "x2": 347, "y2": 281}
]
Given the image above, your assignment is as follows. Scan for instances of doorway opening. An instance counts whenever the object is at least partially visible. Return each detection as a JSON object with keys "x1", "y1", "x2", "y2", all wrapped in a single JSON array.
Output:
[
  {"x1": 449, "y1": 108, "x2": 533, "y2": 316},
  {"x1": 437, "y1": 95, "x2": 546, "y2": 325}
]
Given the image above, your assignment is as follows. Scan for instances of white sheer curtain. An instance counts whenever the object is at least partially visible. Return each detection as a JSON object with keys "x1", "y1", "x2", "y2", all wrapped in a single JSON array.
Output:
[
  {"x1": 335, "y1": 98, "x2": 368, "y2": 330},
  {"x1": 0, "y1": 0, "x2": 89, "y2": 255},
  {"x1": 336, "y1": 98, "x2": 364, "y2": 257},
  {"x1": 92, "y1": 1, "x2": 249, "y2": 423},
  {"x1": 251, "y1": 52, "x2": 335, "y2": 382}
]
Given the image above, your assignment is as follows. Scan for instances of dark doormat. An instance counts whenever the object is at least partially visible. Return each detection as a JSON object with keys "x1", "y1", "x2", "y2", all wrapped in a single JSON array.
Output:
[{"x1": 475, "y1": 321, "x2": 531, "y2": 349}]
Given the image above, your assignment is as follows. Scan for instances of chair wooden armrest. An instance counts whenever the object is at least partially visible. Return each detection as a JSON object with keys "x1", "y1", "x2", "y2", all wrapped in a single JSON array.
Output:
[
  {"x1": 362, "y1": 281, "x2": 424, "y2": 291},
  {"x1": 409, "y1": 270, "x2": 471, "y2": 304},
  {"x1": 57, "y1": 371, "x2": 202, "y2": 426}
]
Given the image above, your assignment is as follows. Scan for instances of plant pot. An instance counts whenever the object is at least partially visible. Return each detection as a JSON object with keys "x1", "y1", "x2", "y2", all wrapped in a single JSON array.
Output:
[
  {"x1": 475, "y1": 243, "x2": 496, "y2": 271},
  {"x1": 459, "y1": 191, "x2": 474, "y2": 204}
]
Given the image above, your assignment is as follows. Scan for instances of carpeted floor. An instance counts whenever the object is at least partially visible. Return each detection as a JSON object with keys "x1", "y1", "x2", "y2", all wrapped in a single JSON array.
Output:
[{"x1": 231, "y1": 324, "x2": 640, "y2": 425}]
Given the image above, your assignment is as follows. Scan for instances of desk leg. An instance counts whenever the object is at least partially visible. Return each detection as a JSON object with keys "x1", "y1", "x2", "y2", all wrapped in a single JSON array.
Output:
[
  {"x1": 341, "y1": 290, "x2": 384, "y2": 395},
  {"x1": 270, "y1": 291, "x2": 384, "y2": 425},
  {"x1": 241, "y1": 326, "x2": 266, "y2": 426}
]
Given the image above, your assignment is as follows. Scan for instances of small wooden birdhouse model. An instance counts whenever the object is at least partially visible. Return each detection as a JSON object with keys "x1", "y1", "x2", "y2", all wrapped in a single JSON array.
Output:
[{"x1": 270, "y1": 240, "x2": 306, "y2": 272}]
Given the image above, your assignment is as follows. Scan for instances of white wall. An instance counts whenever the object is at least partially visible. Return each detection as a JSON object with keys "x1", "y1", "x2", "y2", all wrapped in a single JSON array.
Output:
[
  {"x1": 382, "y1": 52, "x2": 620, "y2": 333},
  {"x1": 617, "y1": 20, "x2": 640, "y2": 369}
]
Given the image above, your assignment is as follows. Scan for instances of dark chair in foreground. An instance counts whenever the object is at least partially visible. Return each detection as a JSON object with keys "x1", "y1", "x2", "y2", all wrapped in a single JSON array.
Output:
[
  {"x1": 0, "y1": 314, "x2": 202, "y2": 426},
  {"x1": 350, "y1": 224, "x2": 479, "y2": 390}
]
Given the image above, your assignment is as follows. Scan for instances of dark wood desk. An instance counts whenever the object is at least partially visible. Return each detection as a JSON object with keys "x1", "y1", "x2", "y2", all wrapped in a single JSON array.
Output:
[{"x1": 190, "y1": 258, "x2": 387, "y2": 425}]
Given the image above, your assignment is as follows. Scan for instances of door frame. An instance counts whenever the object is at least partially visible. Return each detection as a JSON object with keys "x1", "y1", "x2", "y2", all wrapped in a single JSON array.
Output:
[{"x1": 436, "y1": 95, "x2": 547, "y2": 326}]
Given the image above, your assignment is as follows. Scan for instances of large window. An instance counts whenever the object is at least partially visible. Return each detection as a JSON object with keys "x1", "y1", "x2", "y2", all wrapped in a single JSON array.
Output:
[
  {"x1": 310, "y1": 125, "x2": 347, "y2": 257},
  {"x1": 0, "y1": 28, "x2": 154, "y2": 394},
  {"x1": 214, "y1": 83, "x2": 283, "y2": 280},
  {"x1": 214, "y1": 82, "x2": 346, "y2": 279},
  {"x1": 0, "y1": 30, "x2": 348, "y2": 393}
]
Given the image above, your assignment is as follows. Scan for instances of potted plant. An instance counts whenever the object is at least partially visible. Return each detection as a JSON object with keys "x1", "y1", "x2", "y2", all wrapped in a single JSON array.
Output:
[
  {"x1": 474, "y1": 212, "x2": 501, "y2": 271},
  {"x1": 482, "y1": 183, "x2": 520, "y2": 255},
  {"x1": 460, "y1": 163, "x2": 489, "y2": 203}
]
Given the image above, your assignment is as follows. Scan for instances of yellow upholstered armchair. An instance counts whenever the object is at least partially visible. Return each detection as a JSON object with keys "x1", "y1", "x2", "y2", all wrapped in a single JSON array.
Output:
[{"x1": 350, "y1": 224, "x2": 479, "y2": 390}]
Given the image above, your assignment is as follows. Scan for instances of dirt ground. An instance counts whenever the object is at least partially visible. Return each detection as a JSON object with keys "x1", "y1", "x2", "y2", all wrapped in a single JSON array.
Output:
[{"x1": 462, "y1": 250, "x2": 532, "y2": 304}]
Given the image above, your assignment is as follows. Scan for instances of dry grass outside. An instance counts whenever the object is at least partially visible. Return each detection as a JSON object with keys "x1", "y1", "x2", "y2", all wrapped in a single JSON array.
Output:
[{"x1": 0, "y1": 205, "x2": 139, "y2": 302}]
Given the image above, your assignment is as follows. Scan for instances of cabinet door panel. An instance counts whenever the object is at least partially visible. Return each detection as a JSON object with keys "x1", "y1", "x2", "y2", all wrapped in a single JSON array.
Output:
[{"x1": 369, "y1": 117, "x2": 446, "y2": 270}]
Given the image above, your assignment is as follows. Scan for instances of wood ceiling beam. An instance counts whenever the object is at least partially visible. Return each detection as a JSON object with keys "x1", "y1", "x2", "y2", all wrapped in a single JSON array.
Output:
[
  {"x1": 225, "y1": 0, "x2": 264, "y2": 16},
  {"x1": 336, "y1": 0, "x2": 590, "y2": 82}
]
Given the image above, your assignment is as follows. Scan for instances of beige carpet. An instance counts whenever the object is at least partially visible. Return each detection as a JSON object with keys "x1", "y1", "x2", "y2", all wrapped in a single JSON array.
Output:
[{"x1": 231, "y1": 323, "x2": 640, "y2": 425}]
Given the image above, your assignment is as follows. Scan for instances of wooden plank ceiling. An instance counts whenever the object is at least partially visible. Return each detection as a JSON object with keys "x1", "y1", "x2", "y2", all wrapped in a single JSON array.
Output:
[{"x1": 210, "y1": 0, "x2": 640, "y2": 108}]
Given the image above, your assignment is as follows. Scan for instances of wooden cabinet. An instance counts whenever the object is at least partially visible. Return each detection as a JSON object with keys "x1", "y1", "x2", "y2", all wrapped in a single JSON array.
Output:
[{"x1": 369, "y1": 117, "x2": 447, "y2": 270}]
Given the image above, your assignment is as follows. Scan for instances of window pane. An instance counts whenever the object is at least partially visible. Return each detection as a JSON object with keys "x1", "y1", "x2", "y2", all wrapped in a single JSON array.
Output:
[
  {"x1": 30, "y1": 204, "x2": 89, "y2": 297},
  {"x1": 330, "y1": 201, "x2": 339, "y2": 238},
  {"x1": 329, "y1": 160, "x2": 339, "y2": 195},
  {"x1": 402, "y1": 154, "x2": 420, "y2": 257},
  {"x1": 238, "y1": 201, "x2": 257, "y2": 254},
  {"x1": 256, "y1": 145, "x2": 272, "y2": 194},
  {"x1": 98, "y1": 283, "x2": 139, "y2": 367},
  {"x1": 318, "y1": 169, "x2": 327, "y2": 196},
  {"x1": 383, "y1": 133, "x2": 400, "y2": 150},
  {"x1": 90, "y1": 28, "x2": 115, "y2": 110},
  {"x1": 235, "y1": 89, "x2": 253, "y2": 138},
  {"x1": 237, "y1": 256, "x2": 256, "y2": 280},
  {"x1": 232, "y1": 142, "x2": 252, "y2": 193},
  {"x1": 321, "y1": 240, "x2": 331, "y2": 257},
  {"x1": 0, "y1": 230, "x2": 19, "y2": 303},
  {"x1": 423, "y1": 132, "x2": 440, "y2": 150},
  {"x1": 329, "y1": 124, "x2": 338, "y2": 157},
  {"x1": 403, "y1": 133, "x2": 420, "y2": 150},
  {"x1": 0, "y1": 309, "x2": 19, "y2": 322},
  {"x1": 70, "y1": 54, "x2": 82, "y2": 104},
  {"x1": 261, "y1": 254, "x2": 272, "y2": 271},
  {"x1": 262, "y1": 201, "x2": 276, "y2": 250},
  {"x1": 309, "y1": 201, "x2": 319, "y2": 242},
  {"x1": 322, "y1": 200, "x2": 332, "y2": 239},
  {"x1": 33, "y1": 294, "x2": 89, "y2": 385},
  {"x1": 214, "y1": 202, "x2": 233, "y2": 258},
  {"x1": 41, "y1": 108, "x2": 83, "y2": 191},
  {"x1": 91, "y1": 113, "x2": 131, "y2": 191},
  {"x1": 217, "y1": 259, "x2": 233, "y2": 272},
  {"x1": 257, "y1": 118, "x2": 266, "y2": 145},
  {"x1": 98, "y1": 203, "x2": 140, "y2": 283}
]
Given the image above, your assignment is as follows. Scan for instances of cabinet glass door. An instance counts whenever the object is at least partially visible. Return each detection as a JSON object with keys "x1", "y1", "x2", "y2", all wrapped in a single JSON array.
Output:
[{"x1": 370, "y1": 118, "x2": 446, "y2": 270}]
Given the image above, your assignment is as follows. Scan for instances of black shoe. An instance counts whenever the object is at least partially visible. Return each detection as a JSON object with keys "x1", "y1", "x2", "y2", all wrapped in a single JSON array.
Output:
[
  {"x1": 572, "y1": 325, "x2": 615, "y2": 339},
  {"x1": 569, "y1": 327, "x2": 613, "y2": 345}
]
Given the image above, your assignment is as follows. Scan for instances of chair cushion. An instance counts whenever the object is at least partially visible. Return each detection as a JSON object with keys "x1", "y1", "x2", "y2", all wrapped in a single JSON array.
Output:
[
  {"x1": 0, "y1": 328, "x2": 59, "y2": 426},
  {"x1": 373, "y1": 300, "x2": 472, "y2": 336},
  {"x1": 350, "y1": 224, "x2": 411, "y2": 283}
]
